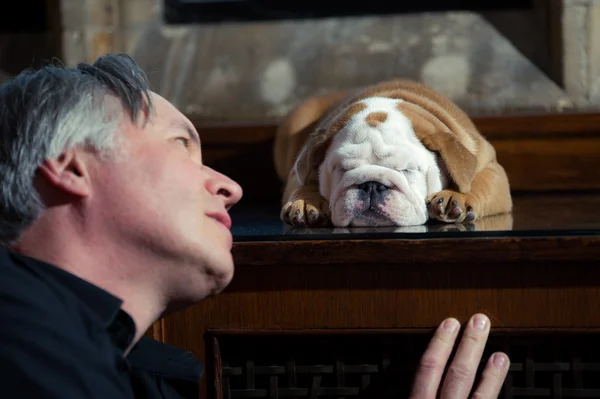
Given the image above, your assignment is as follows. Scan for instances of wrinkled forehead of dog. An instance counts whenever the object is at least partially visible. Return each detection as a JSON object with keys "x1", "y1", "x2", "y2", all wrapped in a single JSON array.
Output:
[
  {"x1": 321, "y1": 97, "x2": 428, "y2": 163},
  {"x1": 329, "y1": 97, "x2": 424, "y2": 144}
]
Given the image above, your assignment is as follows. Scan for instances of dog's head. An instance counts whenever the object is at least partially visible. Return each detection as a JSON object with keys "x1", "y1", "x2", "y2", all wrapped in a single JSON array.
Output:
[{"x1": 292, "y1": 94, "x2": 478, "y2": 227}]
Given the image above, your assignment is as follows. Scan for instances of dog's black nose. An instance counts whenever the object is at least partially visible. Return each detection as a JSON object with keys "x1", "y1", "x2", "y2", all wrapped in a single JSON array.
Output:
[{"x1": 358, "y1": 181, "x2": 390, "y2": 194}]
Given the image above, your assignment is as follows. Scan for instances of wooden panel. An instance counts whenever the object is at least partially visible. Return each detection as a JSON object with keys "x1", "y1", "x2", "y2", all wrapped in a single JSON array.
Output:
[
  {"x1": 158, "y1": 257, "x2": 600, "y2": 395},
  {"x1": 494, "y1": 138, "x2": 600, "y2": 191},
  {"x1": 472, "y1": 112, "x2": 600, "y2": 139},
  {"x1": 211, "y1": 331, "x2": 600, "y2": 399},
  {"x1": 165, "y1": 261, "x2": 600, "y2": 332},
  {"x1": 229, "y1": 236, "x2": 600, "y2": 266}
]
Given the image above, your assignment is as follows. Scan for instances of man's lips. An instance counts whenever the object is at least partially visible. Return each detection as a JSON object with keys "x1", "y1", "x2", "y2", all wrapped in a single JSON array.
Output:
[{"x1": 207, "y1": 212, "x2": 232, "y2": 229}]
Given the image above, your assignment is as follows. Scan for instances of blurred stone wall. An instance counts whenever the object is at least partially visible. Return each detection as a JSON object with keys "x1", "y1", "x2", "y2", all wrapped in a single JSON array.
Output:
[{"x1": 1, "y1": 0, "x2": 593, "y2": 121}]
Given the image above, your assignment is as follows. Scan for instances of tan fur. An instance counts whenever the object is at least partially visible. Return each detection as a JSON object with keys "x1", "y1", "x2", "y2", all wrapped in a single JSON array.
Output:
[
  {"x1": 273, "y1": 79, "x2": 513, "y2": 226},
  {"x1": 365, "y1": 111, "x2": 388, "y2": 127}
]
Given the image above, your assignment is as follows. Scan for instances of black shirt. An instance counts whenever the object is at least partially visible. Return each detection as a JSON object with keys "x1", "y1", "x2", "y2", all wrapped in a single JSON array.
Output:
[{"x1": 0, "y1": 247, "x2": 203, "y2": 399}]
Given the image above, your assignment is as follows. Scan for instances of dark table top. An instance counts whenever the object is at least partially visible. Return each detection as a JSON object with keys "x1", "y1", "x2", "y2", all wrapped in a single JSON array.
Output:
[{"x1": 230, "y1": 193, "x2": 600, "y2": 242}]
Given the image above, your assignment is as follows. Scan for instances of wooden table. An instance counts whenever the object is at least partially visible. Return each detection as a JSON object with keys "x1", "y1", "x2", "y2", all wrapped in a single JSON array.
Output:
[{"x1": 152, "y1": 192, "x2": 600, "y2": 399}]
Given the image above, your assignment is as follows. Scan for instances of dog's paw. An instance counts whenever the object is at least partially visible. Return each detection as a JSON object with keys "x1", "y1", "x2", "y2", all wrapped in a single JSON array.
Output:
[
  {"x1": 281, "y1": 197, "x2": 331, "y2": 227},
  {"x1": 426, "y1": 190, "x2": 478, "y2": 223}
]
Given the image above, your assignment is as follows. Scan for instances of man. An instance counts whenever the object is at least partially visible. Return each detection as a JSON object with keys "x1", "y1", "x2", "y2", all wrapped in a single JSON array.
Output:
[{"x1": 0, "y1": 53, "x2": 509, "y2": 398}]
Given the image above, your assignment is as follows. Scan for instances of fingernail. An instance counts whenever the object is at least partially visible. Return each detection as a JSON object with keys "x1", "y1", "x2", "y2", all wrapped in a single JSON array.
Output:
[
  {"x1": 493, "y1": 353, "x2": 507, "y2": 369},
  {"x1": 473, "y1": 314, "x2": 488, "y2": 331},
  {"x1": 442, "y1": 318, "x2": 459, "y2": 334}
]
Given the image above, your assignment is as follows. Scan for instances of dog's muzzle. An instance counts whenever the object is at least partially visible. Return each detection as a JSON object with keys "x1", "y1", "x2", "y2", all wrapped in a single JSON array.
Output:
[{"x1": 357, "y1": 181, "x2": 391, "y2": 209}]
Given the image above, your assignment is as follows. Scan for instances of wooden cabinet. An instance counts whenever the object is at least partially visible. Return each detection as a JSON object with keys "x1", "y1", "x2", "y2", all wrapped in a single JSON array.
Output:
[{"x1": 149, "y1": 114, "x2": 600, "y2": 398}]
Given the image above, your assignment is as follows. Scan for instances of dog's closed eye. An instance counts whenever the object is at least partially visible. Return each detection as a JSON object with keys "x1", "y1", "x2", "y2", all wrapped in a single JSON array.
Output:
[
  {"x1": 333, "y1": 164, "x2": 349, "y2": 174},
  {"x1": 401, "y1": 164, "x2": 421, "y2": 173}
]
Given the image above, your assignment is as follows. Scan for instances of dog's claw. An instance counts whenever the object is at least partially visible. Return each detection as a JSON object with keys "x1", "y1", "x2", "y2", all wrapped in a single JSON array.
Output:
[
  {"x1": 464, "y1": 206, "x2": 476, "y2": 222},
  {"x1": 426, "y1": 190, "x2": 477, "y2": 223},
  {"x1": 281, "y1": 198, "x2": 331, "y2": 227},
  {"x1": 448, "y1": 199, "x2": 463, "y2": 219}
]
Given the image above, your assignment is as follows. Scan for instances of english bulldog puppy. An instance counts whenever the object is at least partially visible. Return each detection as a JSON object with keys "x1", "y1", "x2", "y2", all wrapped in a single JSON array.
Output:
[{"x1": 273, "y1": 79, "x2": 513, "y2": 227}]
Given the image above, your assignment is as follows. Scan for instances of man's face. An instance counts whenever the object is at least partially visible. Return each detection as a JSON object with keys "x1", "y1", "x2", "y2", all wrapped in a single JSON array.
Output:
[{"x1": 86, "y1": 93, "x2": 242, "y2": 303}]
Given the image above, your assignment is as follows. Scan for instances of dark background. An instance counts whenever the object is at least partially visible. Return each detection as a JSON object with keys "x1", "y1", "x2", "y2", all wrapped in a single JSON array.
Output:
[
  {"x1": 163, "y1": 0, "x2": 534, "y2": 24},
  {"x1": 0, "y1": 0, "x2": 535, "y2": 32}
]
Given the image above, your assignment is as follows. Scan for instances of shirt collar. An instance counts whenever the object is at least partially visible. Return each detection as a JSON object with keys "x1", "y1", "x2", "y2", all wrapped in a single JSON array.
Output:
[
  {"x1": 128, "y1": 336, "x2": 204, "y2": 382},
  {"x1": 10, "y1": 250, "x2": 136, "y2": 351}
]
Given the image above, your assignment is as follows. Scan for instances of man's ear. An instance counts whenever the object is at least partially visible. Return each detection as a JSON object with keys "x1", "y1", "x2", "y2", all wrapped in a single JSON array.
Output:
[{"x1": 37, "y1": 148, "x2": 91, "y2": 198}]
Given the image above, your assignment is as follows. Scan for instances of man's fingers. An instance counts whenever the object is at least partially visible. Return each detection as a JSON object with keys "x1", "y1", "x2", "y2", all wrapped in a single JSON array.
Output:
[
  {"x1": 470, "y1": 352, "x2": 510, "y2": 399},
  {"x1": 409, "y1": 318, "x2": 460, "y2": 399},
  {"x1": 440, "y1": 314, "x2": 491, "y2": 399}
]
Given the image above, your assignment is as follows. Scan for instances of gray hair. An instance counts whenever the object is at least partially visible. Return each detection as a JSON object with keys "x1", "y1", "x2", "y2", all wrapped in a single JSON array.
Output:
[{"x1": 0, "y1": 53, "x2": 153, "y2": 246}]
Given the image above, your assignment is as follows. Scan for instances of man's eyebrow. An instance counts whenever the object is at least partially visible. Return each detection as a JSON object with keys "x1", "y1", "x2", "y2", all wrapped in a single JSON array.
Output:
[{"x1": 172, "y1": 120, "x2": 200, "y2": 145}]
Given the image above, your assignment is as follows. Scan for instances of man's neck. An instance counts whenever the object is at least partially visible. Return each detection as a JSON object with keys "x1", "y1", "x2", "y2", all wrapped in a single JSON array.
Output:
[{"x1": 14, "y1": 221, "x2": 165, "y2": 352}]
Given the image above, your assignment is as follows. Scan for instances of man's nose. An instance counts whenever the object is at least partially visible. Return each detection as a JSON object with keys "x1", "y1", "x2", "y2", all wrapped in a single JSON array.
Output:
[
  {"x1": 219, "y1": 184, "x2": 243, "y2": 210},
  {"x1": 210, "y1": 172, "x2": 243, "y2": 210}
]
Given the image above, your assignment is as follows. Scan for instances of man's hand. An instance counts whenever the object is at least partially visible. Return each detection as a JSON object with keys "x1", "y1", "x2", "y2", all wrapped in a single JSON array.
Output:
[{"x1": 410, "y1": 314, "x2": 509, "y2": 399}]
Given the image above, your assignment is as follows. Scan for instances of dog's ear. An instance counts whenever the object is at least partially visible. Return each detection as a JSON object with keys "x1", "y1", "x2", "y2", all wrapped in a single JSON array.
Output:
[
  {"x1": 418, "y1": 132, "x2": 477, "y2": 192},
  {"x1": 293, "y1": 127, "x2": 330, "y2": 185},
  {"x1": 398, "y1": 101, "x2": 478, "y2": 193}
]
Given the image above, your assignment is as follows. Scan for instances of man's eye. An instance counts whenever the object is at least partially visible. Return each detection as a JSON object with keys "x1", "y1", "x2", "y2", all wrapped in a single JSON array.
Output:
[{"x1": 175, "y1": 137, "x2": 190, "y2": 147}]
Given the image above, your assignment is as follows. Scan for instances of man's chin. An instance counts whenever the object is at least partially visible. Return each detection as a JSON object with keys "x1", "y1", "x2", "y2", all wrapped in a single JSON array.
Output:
[
  {"x1": 206, "y1": 257, "x2": 235, "y2": 294},
  {"x1": 164, "y1": 266, "x2": 234, "y2": 314}
]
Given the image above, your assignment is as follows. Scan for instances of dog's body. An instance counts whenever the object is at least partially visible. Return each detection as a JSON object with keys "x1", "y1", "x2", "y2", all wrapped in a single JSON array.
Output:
[{"x1": 274, "y1": 79, "x2": 512, "y2": 227}]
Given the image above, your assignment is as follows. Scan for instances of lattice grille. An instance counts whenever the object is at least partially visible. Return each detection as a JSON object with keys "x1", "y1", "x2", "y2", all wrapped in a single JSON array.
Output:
[{"x1": 210, "y1": 333, "x2": 600, "y2": 399}]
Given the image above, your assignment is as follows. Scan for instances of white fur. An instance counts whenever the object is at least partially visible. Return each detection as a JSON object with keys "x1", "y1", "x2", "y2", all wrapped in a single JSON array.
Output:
[{"x1": 318, "y1": 97, "x2": 448, "y2": 227}]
